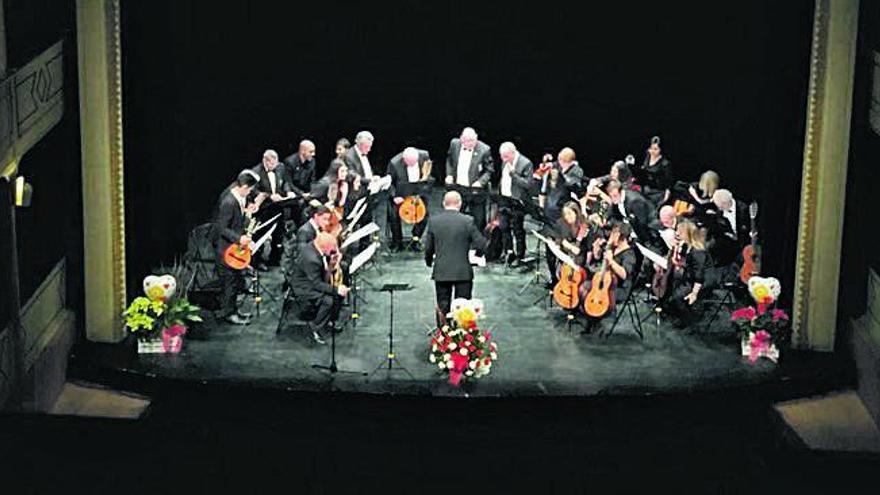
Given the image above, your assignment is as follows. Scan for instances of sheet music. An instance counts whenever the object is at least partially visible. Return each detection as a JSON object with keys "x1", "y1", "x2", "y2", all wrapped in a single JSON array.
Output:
[
  {"x1": 468, "y1": 249, "x2": 486, "y2": 267},
  {"x1": 659, "y1": 228, "x2": 675, "y2": 249},
  {"x1": 254, "y1": 212, "x2": 282, "y2": 233},
  {"x1": 532, "y1": 230, "x2": 579, "y2": 269},
  {"x1": 368, "y1": 175, "x2": 393, "y2": 195},
  {"x1": 636, "y1": 242, "x2": 667, "y2": 270},
  {"x1": 251, "y1": 224, "x2": 277, "y2": 254},
  {"x1": 340, "y1": 222, "x2": 380, "y2": 250},
  {"x1": 350, "y1": 242, "x2": 379, "y2": 275},
  {"x1": 347, "y1": 197, "x2": 367, "y2": 220}
]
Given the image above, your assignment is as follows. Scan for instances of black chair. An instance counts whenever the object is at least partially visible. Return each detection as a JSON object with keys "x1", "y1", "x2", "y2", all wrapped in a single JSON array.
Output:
[
  {"x1": 275, "y1": 286, "x2": 311, "y2": 335},
  {"x1": 601, "y1": 248, "x2": 646, "y2": 340}
]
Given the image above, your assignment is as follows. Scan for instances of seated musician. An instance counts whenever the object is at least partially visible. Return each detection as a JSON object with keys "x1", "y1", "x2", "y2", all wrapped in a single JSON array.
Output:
[
  {"x1": 334, "y1": 138, "x2": 351, "y2": 160},
  {"x1": 605, "y1": 179, "x2": 655, "y2": 241},
  {"x1": 702, "y1": 188, "x2": 750, "y2": 285},
  {"x1": 581, "y1": 220, "x2": 637, "y2": 333},
  {"x1": 213, "y1": 170, "x2": 260, "y2": 325},
  {"x1": 496, "y1": 142, "x2": 534, "y2": 265},
  {"x1": 549, "y1": 202, "x2": 589, "y2": 287},
  {"x1": 287, "y1": 232, "x2": 350, "y2": 345},
  {"x1": 589, "y1": 160, "x2": 637, "y2": 193},
  {"x1": 638, "y1": 136, "x2": 673, "y2": 207},
  {"x1": 311, "y1": 159, "x2": 361, "y2": 221},
  {"x1": 250, "y1": 149, "x2": 296, "y2": 269},
  {"x1": 655, "y1": 204, "x2": 678, "y2": 253},
  {"x1": 292, "y1": 205, "x2": 334, "y2": 259},
  {"x1": 388, "y1": 146, "x2": 432, "y2": 252},
  {"x1": 660, "y1": 219, "x2": 709, "y2": 328},
  {"x1": 687, "y1": 170, "x2": 721, "y2": 216}
]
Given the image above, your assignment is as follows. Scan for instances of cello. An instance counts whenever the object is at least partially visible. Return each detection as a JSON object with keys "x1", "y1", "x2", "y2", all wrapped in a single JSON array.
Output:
[
  {"x1": 398, "y1": 160, "x2": 432, "y2": 225},
  {"x1": 739, "y1": 201, "x2": 761, "y2": 283}
]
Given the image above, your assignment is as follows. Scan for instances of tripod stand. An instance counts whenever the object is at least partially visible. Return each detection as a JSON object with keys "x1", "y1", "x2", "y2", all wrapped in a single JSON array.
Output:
[
  {"x1": 311, "y1": 302, "x2": 365, "y2": 375},
  {"x1": 368, "y1": 283, "x2": 415, "y2": 379}
]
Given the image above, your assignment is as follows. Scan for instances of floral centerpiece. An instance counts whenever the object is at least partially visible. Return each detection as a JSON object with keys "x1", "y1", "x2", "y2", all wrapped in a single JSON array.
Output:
[
  {"x1": 730, "y1": 276, "x2": 789, "y2": 363},
  {"x1": 428, "y1": 298, "x2": 499, "y2": 386},
  {"x1": 124, "y1": 274, "x2": 202, "y2": 353}
]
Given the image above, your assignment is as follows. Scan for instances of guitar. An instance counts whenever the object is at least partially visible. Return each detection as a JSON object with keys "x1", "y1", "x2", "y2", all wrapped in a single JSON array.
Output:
[
  {"x1": 398, "y1": 160, "x2": 432, "y2": 224},
  {"x1": 739, "y1": 201, "x2": 761, "y2": 283},
  {"x1": 584, "y1": 250, "x2": 614, "y2": 318},
  {"x1": 223, "y1": 212, "x2": 257, "y2": 270},
  {"x1": 553, "y1": 264, "x2": 586, "y2": 309}
]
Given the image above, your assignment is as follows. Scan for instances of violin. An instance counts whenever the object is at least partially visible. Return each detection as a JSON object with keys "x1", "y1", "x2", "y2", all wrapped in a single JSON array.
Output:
[
  {"x1": 739, "y1": 201, "x2": 761, "y2": 283},
  {"x1": 533, "y1": 153, "x2": 553, "y2": 179}
]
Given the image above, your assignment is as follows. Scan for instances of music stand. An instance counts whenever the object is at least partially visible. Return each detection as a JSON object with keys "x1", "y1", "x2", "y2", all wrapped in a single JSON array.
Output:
[
  {"x1": 367, "y1": 283, "x2": 415, "y2": 379},
  {"x1": 311, "y1": 303, "x2": 366, "y2": 376},
  {"x1": 348, "y1": 242, "x2": 379, "y2": 329},
  {"x1": 517, "y1": 200, "x2": 557, "y2": 295},
  {"x1": 245, "y1": 223, "x2": 279, "y2": 320}
]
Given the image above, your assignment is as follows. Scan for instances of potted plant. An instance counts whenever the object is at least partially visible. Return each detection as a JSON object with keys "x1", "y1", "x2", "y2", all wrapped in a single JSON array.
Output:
[
  {"x1": 124, "y1": 263, "x2": 202, "y2": 353},
  {"x1": 730, "y1": 276, "x2": 790, "y2": 363}
]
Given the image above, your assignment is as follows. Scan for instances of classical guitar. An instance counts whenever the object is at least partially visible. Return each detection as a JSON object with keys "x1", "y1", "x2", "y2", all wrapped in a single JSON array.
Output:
[
  {"x1": 223, "y1": 213, "x2": 257, "y2": 270},
  {"x1": 584, "y1": 251, "x2": 614, "y2": 318},
  {"x1": 739, "y1": 201, "x2": 761, "y2": 283},
  {"x1": 553, "y1": 264, "x2": 586, "y2": 310}
]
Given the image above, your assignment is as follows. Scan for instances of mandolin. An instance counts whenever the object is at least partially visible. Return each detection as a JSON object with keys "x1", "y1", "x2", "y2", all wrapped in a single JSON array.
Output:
[
  {"x1": 553, "y1": 264, "x2": 586, "y2": 309},
  {"x1": 739, "y1": 201, "x2": 761, "y2": 283},
  {"x1": 584, "y1": 251, "x2": 614, "y2": 318},
  {"x1": 398, "y1": 159, "x2": 432, "y2": 224}
]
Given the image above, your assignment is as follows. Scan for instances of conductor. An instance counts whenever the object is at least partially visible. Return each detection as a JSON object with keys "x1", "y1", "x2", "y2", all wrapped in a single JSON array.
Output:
[{"x1": 424, "y1": 191, "x2": 489, "y2": 325}]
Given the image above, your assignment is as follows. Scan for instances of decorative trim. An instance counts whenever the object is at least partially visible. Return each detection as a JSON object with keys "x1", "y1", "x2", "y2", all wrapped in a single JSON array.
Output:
[
  {"x1": 792, "y1": 0, "x2": 829, "y2": 347},
  {"x1": 105, "y1": 0, "x2": 126, "y2": 327}
]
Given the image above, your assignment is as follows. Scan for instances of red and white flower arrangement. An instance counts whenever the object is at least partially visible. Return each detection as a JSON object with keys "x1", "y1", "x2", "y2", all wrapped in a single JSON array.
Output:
[
  {"x1": 730, "y1": 276, "x2": 789, "y2": 363},
  {"x1": 428, "y1": 298, "x2": 499, "y2": 386}
]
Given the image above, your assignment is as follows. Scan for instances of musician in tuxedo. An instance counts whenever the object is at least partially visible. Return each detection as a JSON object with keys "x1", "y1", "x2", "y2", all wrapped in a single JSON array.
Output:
[
  {"x1": 288, "y1": 232, "x2": 350, "y2": 345},
  {"x1": 250, "y1": 149, "x2": 296, "y2": 268},
  {"x1": 703, "y1": 188, "x2": 750, "y2": 278},
  {"x1": 539, "y1": 147, "x2": 584, "y2": 221},
  {"x1": 496, "y1": 142, "x2": 534, "y2": 265},
  {"x1": 344, "y1": 130, "x2": 389, "y2": 247},
  {"x1": 388, "y1": 147, "x2": 432, "y2": 252},
  {"x1": 444, "y1": 127, "x2": 494, "y2": 231},
  {"x1": 424, "y1": 191, "x2": 489, "y2": 325},
  {"x1": 282, "y1": 140, "x2": 318, "y2": 225},
  {"x1": 293, "y1": 205, "x2": 334, "y2": 257},
  {"x1": 213, "y1": 170, "x2": 260, "y2": 325},
  {"x1": 606, "y1": 179, "x2": 654, "y2": 242}
]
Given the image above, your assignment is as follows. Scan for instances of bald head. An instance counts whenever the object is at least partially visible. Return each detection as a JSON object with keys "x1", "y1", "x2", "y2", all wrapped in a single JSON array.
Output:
[
  {"x1": 299, "y1": 140, "x2": 315, "y2": 161},
  {"x1": 443, "y1": 191, "x2": 462, "y2": 210},
  {"x1": 314, "y1": 232, "x2": 338, "y2": 255}
]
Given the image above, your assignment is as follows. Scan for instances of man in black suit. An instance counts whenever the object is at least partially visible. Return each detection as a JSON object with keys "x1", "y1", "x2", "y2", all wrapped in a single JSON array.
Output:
[
  {"x1": 444, "y1": 127, "x2": 494, "y2": 231},
  {"x1": 388, "y1": 147, "x2": 432, "y2": 251},
  {"x1": 288, "y1": 232, "x2": 349, "y2": 345},
  {"x1": 606, "y1": 179, "x2": 655, "y2": 243},
  {"x1": 538, "y1": 147, "x2": 584, "y2": 221},
  {"x1": 424, "y1": 191, "x2": 489, "y2": 325},
  {"x1": 213, "y1": 170, "x2": 259, "y2": 325},
  {"x1": 282, "y1": 140, "x2": 318, "y2": 226},
  {"x1": 496, "y1": 142, "x2": 534, "y2": 264},
  {"x1": 250, "y1": 149, "x2": 296, "y2": 267},
  {"x1": 344, "y1": 130, "x2": 389, "y2": 247},
  {"x1": 704, "y1": 188, "x2": 750, "y2": 268}
]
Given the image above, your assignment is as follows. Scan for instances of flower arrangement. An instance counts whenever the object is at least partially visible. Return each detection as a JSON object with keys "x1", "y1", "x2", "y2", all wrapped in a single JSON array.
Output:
[
  {"x1": 123, "y1": 273, "x2": 202, "y2": 353},
  {"x1": 730, "y1": 276, "x2": 789, "y2": 363},
  {"x1": 428, "y1": 298, "x2": 498, "y2": 386}
]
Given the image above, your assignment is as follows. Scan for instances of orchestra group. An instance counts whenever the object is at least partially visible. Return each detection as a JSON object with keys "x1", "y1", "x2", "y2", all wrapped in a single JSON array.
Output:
[{"x1": 213, "y1": 128, "x2": 755, "y2": 344}]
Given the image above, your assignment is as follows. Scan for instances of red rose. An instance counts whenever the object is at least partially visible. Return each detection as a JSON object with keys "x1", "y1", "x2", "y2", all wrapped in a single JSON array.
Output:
[
  {"x1": 465, "y1": 334, "x2": 475, "y2": 342},
  {"x1": 476, "y1": 349, "x2": 484, "y2": 357}
]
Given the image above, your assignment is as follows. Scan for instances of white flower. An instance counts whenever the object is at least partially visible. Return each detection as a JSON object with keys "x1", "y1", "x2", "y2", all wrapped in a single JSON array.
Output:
[
  {"x1": 465, "y1": 371, "x2": 474, "y2": 377},
  {"x1": 459, "y1": 348, "x2": 468, "y2": 356},
  {"x1": 446, "y1": 361, "x2": 454, "y2": 369},
  {"x1": 469, "y1": 360, "x2": 477, "y2": 370},
  {"x1": 429, "y1": 354, "x2": 436, "y2": 363},
  {"x1": 478, "y1": 336, "x2": 486, "y2": 343},
  {"x1": 448, "y1": 342, "x2": 457, "y2": 351},
  {"x1": 438, "y1": 362, "x2": 446, "y2": 370},
  {"x1": 432, "y1": 344, "x2": 438, "y2": 352},
  {"x1": 490, "y1": 352, "x2": 497, "y2": 360},
  {"x1": 443, "y1": 353, "x2": 451, "y2": 362}
]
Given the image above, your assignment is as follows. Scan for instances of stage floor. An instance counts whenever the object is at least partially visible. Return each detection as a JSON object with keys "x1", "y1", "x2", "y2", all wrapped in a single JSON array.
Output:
[{"x1": 116, "y1": 226, "x2": 779, "y2": 398}]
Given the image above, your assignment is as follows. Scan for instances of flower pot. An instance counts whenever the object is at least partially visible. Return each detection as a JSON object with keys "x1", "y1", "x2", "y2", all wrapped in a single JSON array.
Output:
[
  {"x1": 741, "y1": 331, "x2": 779, "y2": 363},
  {"x1": 137, "y1": 326, "x2": 186, "y2": 354}
]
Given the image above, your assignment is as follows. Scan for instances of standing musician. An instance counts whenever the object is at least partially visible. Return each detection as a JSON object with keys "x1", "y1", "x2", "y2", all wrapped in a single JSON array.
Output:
[
  {"x1": 424, "y1": 191, "x2": 489, "y2": 326},
  {"x1": 582, "y1": 221, "x2": 637, "y2": 333},
  {"x1": 444, "y1": 127, "x2": 495, "y2": 231},
  {"x1": 282, "y1": 140, "x2": 318, "y2": 226},
  {"x1": 496, "y1": 142, "x2": 534, "y2": 266},
  {"x1": 687, "y1": 170, "x2": 721, "y2": 215},
  {"x1": 388, "y1": 146, "x2": 432, "y2": 252},
  {"x1": 213, "y1": 170, "x2": 260, "y2": 325},
  {"x1": 251, "y1": 149, "x2": 296, "y2": 268},
  {"x1": 538, "y1": 147, "x2": 584, "y2": 220},
  {"x1": 703, "y1": 188, "x2": 749, "y2": 284},
  {"x1": 344, "y1": 130, "x2": 388, "y2": 247},
  {"x1": 638, "y1": 136, "x2": 673, "y2": 207},
  {"x1": 658, "y1": 219, "x2": 709, "y2": 328},
  {"x1": 549, "y1": 202, "x2": 590, "y2": 287},
  {"x1": 288, "y1": 232, "x2": 350, "y2": 345}
]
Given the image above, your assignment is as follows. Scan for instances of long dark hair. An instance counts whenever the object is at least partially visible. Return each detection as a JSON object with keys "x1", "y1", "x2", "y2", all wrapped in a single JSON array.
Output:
[{"x1": 323, "y1": 159, "x2": 348, "y2": 181}]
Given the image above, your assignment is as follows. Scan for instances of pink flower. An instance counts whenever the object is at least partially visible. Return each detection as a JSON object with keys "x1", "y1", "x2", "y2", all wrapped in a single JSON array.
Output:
[
  {"x1": 748, "y1": 330, "x2": 772, "y2": 363},
  {"x1": 757, "y1": 302, "x2": 767, "y2": 315},
  {"x1": 448, "y1": 353, "x2": 470, "y2": 386},
  {"x1": 730, "y1": 307, "x2": 756, "y2": 322},
  {"x1": 771, "y1": 309, "x2": 789, "y2": 323}
]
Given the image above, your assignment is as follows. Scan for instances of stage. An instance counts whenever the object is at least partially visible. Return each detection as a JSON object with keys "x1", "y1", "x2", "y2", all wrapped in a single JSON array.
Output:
[{"x1": 75, "y1": 208, "x2": 795, "y2": 399}]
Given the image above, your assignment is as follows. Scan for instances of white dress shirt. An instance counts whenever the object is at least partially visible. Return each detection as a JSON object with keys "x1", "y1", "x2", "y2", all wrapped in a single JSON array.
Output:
[
  {"x1": 230, "y1": 188, "x2": 247, "y2": 213},
  {"x1": 358, "y1": 152, "x2": 374, "y2": 179},
  {"x1": 617, "y1": 190, "x2": 627, "y2": 219},
  {"x1": 406, "y1": 160, "x2": 421, "y2": 183},
  {"x1": 456, "y1": 147, "x2": 475, "y2": 186},
  {"x1": 723, "y1": 199, "x2": 738, "y2": 239},
  {"x1": 500, "y1": 153, "x2": 518, "y2": 197}
]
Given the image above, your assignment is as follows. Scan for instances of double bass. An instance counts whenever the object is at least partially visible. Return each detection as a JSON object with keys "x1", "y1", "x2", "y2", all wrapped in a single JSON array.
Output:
[
  {"x1": 398, "y1": 160, "x2": 432, "y2": 225},
  {"x1": 739, "y1": 201, "x2": 761, "y2": 283}
]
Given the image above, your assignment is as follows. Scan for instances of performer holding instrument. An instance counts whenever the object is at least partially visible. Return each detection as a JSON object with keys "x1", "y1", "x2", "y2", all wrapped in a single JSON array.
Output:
[
  {"x1": 658, "y1": 219, "x2": 708, "y2": 328},
  {"x1": 388, "y1": 147, "x2": 433, "y2": 252},
  {"x1": 288, "y1": 232, "x2": 350, "y2": 345},
  {"x1": 582, "y1": 221, "x2": 636, "y2": 330},
  {"x1": 214, "y1": 170, "x2": 260, "y2": 325}
]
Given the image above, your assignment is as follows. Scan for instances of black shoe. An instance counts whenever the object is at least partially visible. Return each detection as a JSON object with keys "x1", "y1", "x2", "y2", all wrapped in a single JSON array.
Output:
[
  {"x1": 224, "y1": 314, "x2": 250, "y2": 325},
  {"x1": 311, "y1": 331, "x2": 326, "y2": 345}
]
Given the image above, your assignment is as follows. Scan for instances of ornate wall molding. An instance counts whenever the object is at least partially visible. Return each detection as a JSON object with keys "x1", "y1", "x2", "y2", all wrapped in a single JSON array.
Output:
[{"x1": 106, "y1": 0, "x2": 126, "y2": 331}]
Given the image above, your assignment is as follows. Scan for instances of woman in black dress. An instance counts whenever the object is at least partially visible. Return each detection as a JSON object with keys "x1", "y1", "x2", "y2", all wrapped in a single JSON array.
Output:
[
  {"x1": 663, "y1": 218, "x2": 709, "y2": 328},
  {"x1": 547, "y1": 201, "x2": 589, "y2": 287},
  {"x1": 639, "y1": 136, "x2": 673, "y2": 207}
]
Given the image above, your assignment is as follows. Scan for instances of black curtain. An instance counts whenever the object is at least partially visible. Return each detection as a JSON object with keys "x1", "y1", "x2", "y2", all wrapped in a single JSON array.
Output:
[{"x1": 122, "y1": 0, "x2": 814, "y2": 305}]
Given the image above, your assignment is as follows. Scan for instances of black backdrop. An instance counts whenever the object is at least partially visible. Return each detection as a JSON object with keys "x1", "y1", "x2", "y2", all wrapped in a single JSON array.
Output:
[{"x1": 122, "y1": 0, "x2": 813, "y2": 304}]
